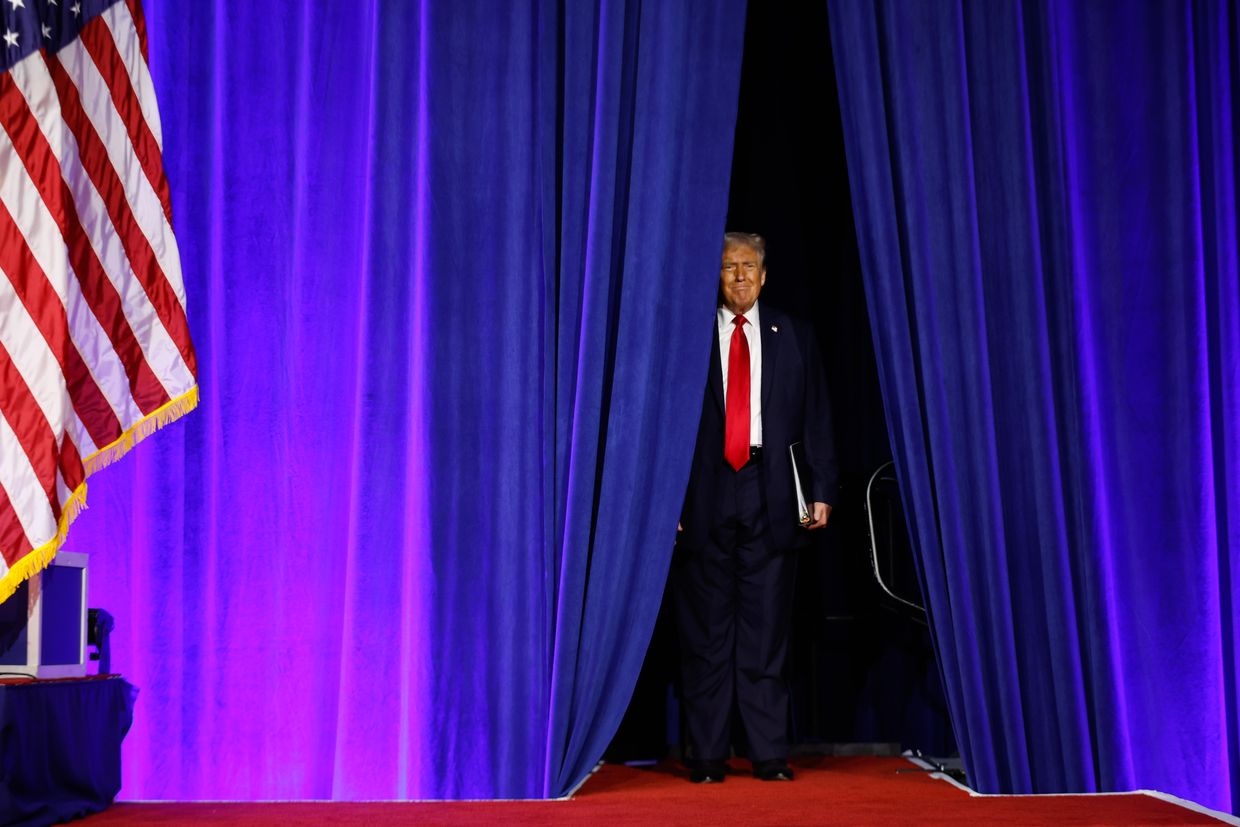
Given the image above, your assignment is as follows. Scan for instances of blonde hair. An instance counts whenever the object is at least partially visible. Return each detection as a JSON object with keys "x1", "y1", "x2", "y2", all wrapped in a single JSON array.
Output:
[{"x1": 723, "y1": 232, "x2": 766, "y2": 267}]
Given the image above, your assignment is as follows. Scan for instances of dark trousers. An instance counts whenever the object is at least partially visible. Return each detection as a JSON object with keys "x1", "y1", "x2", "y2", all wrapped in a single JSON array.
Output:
[{"x1": 674, "y1": 460, "x2": 796, "y2": 763}]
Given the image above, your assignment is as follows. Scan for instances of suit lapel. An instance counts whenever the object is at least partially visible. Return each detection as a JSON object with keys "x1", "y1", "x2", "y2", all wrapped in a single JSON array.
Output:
[
  {"x1": 760, "y1": 307, "x2": 779, "y2": 411},
  {"x1": 709, "y1": 322, "x2": 724, "y2": 413}
]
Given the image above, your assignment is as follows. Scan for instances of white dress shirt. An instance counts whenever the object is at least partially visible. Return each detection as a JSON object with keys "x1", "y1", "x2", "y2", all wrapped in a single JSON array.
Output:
[{"x1": 717, "y1": 301, "x2": 763, "y2": 447}]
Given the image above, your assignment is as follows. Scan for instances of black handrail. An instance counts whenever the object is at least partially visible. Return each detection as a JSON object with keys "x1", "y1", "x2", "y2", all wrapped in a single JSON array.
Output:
[{"x1": 865, "y1": 460, "x2": 925, "y2": 615}]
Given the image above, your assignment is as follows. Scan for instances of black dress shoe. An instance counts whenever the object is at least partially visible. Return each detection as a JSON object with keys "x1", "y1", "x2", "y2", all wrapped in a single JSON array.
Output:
[
  {"x1": 753, "y1": 759, "x2": 794, "y2": 781},
  {"x1": 690, "y1": 760, "x2": 727, "y2": 783}
]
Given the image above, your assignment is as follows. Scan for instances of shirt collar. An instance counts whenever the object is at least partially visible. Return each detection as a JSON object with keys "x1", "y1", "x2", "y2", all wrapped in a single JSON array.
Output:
[{"x1": 718, "y1": 301, "x2": 760, "y2": 331}]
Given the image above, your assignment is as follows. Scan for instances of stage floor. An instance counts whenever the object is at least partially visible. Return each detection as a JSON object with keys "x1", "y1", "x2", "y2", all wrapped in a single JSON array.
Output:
[{"x1": 80, "y1": 756, "x2": 1234, "y2": 825}]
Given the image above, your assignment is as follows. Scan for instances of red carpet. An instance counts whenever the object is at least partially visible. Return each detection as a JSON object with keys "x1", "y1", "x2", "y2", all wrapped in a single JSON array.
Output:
[{"x1": 80, "y1": 757, "x2": 1230, "y2": 825}]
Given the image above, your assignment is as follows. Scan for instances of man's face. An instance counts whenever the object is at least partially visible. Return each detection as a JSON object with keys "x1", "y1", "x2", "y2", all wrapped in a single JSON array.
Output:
[{"x1": 719, "y1": 243, "x2": 766, "y2": 315}]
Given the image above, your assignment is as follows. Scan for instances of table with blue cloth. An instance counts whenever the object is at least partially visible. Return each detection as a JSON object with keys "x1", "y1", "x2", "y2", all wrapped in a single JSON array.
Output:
[{"x1": 0, "y1": 675, "x2": 137, "y2": 827}]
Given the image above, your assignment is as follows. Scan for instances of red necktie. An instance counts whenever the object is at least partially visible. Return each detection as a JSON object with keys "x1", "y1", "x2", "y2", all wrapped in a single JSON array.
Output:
[{"x1": 725, "y1": 315, "x2": 750, "y2": 471}]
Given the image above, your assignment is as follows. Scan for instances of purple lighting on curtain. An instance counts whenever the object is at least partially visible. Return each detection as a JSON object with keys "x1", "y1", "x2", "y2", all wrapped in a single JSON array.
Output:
[
  {"x1": 391, "y1": 3, "x2": 431, "y2": 792},
  {"x1": 67, "y1": 0, "x2": 746, "y2": 802},
  {"x1": 828, "y1": 0, "x2": 1240, "y2": 812}
]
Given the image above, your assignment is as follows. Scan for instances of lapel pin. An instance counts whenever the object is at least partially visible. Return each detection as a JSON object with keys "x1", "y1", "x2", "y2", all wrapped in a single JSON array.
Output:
[{"x1": 771, "y1": 324, "x2": 779, "y2": 333}]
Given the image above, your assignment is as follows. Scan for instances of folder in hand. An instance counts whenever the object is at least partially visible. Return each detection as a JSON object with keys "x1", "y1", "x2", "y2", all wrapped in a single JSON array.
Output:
[{"x1": 789, "y1": 442, "x2": 812, "y2": 528}]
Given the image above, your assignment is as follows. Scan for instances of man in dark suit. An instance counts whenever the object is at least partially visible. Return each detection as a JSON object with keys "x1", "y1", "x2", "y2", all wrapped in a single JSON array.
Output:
[{"x1": 676, "y1": 232, "x2": 837, "y2": 784}]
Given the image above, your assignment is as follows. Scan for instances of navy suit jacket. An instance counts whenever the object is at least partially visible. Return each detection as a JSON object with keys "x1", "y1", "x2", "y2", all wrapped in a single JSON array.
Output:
[{"x1": 680, "y1": 304, "x2": 838, "y2": 551}]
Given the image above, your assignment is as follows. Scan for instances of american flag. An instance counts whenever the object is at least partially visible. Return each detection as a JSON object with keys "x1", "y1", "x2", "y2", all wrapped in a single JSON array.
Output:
[{"x1": 0, "y1": 0, "x2": 196, "y2": 603}]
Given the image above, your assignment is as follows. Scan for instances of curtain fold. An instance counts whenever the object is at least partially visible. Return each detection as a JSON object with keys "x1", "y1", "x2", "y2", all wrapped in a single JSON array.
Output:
[
  {"x1": 69, "y1": 0, "x2": 745, "y2": 800},
  {"x1": 827, "y1": 0, "x2": 1240, "y2": 812}
]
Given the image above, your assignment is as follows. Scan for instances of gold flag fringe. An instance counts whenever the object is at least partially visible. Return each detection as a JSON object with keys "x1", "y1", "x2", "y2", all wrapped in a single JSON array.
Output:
[
  {"x1": 83, "y1": 385, "x2": 200, "y2": 476},
  {"x1": 0, "y1": 385, "x2": 199, "y2": 605},
  {"x1": 0, "y1": 483, "x2": 88, "y2": 606}
]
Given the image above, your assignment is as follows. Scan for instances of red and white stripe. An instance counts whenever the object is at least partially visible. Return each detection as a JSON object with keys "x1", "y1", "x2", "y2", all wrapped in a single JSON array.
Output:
[{"x1": 0, "y1": 0, "x2": 197, "y2": 600}]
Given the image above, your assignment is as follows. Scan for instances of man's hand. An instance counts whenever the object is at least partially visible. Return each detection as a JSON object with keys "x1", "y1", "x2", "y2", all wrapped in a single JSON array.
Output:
[{"x1": 807, "y1": 502, "x2": 831, "y2": 530}]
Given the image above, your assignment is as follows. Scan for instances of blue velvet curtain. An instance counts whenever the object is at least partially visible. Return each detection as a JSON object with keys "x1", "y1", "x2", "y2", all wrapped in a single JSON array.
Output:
[
  {"x1": 68, "y1": 0, "x2": 745, "y2": 800},
  {"x1": 827, "y1": 0, "x2": 1240, "y2": 813}
]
